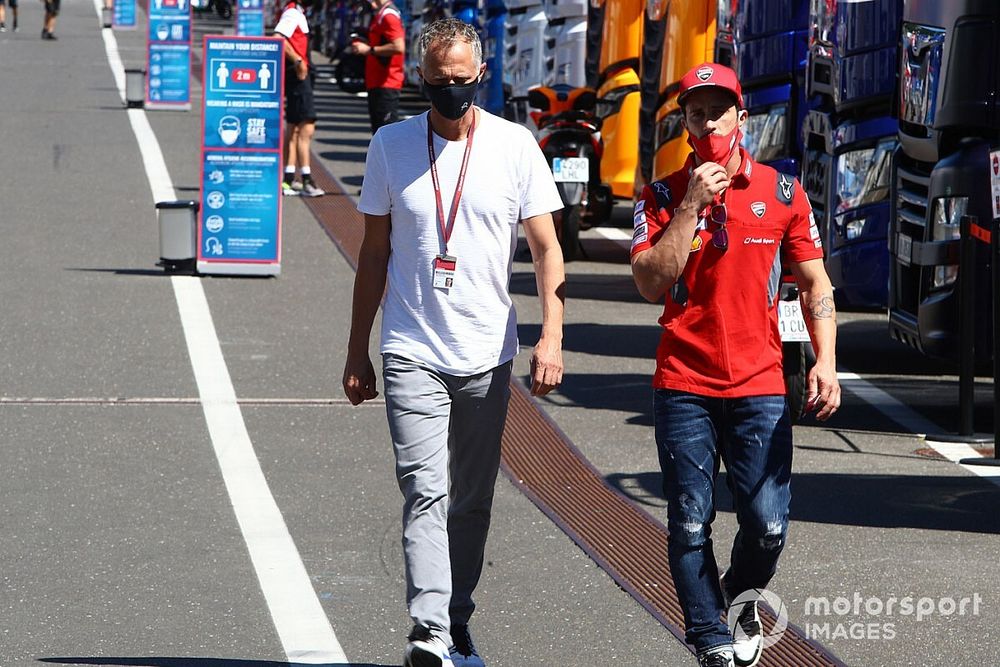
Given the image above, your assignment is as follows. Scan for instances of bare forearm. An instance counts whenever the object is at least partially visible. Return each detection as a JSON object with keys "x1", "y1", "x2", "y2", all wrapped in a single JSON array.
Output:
[
  {"x1": 533, "y1": 243, "x2": 565, "y2": 339},
  {"x1": 800, "y1": 287, "x2": 837, "y2": 364},
  {"x1": 369, "y1": 39, "x2": 406, "y2": 58},
  {"x1": 631, "y1": 205, "x2": 698, "y2": 301},
  {"x1": 347, "y1": 253, "x2": 388, "y2": 356}
]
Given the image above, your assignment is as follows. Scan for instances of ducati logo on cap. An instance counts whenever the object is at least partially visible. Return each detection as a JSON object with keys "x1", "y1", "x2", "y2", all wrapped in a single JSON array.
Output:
[
  {"x1": 696, "y1": 66, "x2": 714, "y2": 82},
  {"x1": 751, "y1": 202, "x2": 766, "y2": 218}
]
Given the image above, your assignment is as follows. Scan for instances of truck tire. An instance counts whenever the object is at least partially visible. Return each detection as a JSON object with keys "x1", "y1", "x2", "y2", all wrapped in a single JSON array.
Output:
[{"x1": 783, "y1": 341, "x2": 815, "y2": 423}]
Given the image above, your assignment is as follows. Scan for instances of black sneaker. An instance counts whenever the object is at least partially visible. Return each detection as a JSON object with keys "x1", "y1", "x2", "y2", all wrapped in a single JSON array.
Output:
[
  {"x1": 732, "y1": 598, "x2": 764, "y2": 667},
  {"x1": 697, "y1": 646, "x2": 735, "y2": 667},
  {"x1": 449, "y1": 624, "x2": 485, "y2": 667},
  {"x1": 0, "y1": 23, "x2": 6, "y2": 32},
  {"x1": 403, "y1": 625, "x2": 454, "y2": 667}
]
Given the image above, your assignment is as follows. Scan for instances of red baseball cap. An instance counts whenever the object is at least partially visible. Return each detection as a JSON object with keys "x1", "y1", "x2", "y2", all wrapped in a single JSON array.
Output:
[{"x1": 677, "y1": 63, "x2": 743, "y2": 109}]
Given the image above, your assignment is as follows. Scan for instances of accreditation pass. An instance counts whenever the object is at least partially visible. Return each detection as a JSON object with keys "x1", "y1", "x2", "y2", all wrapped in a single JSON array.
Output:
[{"x1": 433, "y1": 254, "x2": 457, "y2": 289}]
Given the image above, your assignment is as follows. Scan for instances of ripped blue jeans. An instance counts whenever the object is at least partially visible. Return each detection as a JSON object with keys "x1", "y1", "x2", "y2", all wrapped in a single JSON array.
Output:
[{"x1": 653, "y1": 389, "x2": 792, "y2": 653}]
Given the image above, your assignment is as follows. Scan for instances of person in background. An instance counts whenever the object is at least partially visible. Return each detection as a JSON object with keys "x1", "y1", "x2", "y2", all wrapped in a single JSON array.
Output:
[
  {"x1": 351, "y1": 0, "x2": 404, "y2": 133},
  {"x1": 274, "y1": 0, "x2": 325, "y2": 197},
  {"x1": 40, "y1": 0, "x2": 57, "y2": 39},
  {"x1": 0, "y1": 0, "x2": 20, "y2": 33}
]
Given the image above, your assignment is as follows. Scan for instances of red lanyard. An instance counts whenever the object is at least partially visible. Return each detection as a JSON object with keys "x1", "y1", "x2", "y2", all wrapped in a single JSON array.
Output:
[{"x1": 427, "y1": 111, "x2": 476, "y2": 254}]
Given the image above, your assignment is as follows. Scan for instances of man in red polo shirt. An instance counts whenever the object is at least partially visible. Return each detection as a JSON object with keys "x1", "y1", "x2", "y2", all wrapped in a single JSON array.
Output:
[
  {"x1": 351, "y1": 0, "x2": 404, "y2": 132},
  {"x1": 631, "y1": 63, "x2": 840, "y2": 667}
]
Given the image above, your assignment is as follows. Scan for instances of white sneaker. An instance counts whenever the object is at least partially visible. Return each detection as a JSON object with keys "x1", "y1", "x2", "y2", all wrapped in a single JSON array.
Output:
[
  {"x1": 697, "y1": 646, "x2": 735, "y2": 667},
  {"x1": 404, "y1": 625, "x2": 455, "y2": 667},
  {"x1": 731, "y1": 597, "x2": 763, "y2": 667},
  {"x1": 300, "y1": 178, "x2": 325, "y2": 197}
]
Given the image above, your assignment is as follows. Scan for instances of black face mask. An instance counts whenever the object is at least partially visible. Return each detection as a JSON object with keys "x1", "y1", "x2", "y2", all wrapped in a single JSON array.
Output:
[{"x1": 422, "y1": 77, "x2": 480, "y2": 121}]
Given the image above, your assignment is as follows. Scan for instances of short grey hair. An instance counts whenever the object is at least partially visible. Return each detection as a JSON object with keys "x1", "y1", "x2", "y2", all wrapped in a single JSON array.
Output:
[{"x1": 419, "y1": 18, "x2": 482, "y2": 68}]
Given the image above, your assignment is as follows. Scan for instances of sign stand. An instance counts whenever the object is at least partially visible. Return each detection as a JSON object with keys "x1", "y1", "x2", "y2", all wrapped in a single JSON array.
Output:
[
  {"x1": 146, "y1": 0, "x2": 192, "y2": 110},
  {"x1": 197, "y1": 36, "x2": 284, "y2": 276}
]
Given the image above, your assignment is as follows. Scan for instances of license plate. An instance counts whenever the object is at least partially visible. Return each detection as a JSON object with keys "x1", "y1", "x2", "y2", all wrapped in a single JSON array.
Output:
[
  {"x1": 778, "y1": 299, "x2": 811, "y2": 343},
  {"x1": 552, "y1": 157, "x2": 589, "y2": 183},
  {"x1": 897, "y1": 233, "x2": 912, "y2": 266}
]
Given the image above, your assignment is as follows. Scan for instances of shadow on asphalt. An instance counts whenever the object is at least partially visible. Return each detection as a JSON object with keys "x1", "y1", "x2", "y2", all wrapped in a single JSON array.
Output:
[
  {"x1": 606, "y1": 470, "x2": 1000, "y2": 533},
  {"x1": 40, "y1": 659, "x2": 392, "y2": 667},
  {"x1": 66, "y1": 268, "x2": 172, "y2": 277},
  {"x1": 837, "y1": 318, "x2": 965, "y2": 377},
  {"x1": 511, "y1": 273, "x2": 648, "y2": 304},
  {"x1": 314, "y1": 137, "x2": 373, "y2": 148}
]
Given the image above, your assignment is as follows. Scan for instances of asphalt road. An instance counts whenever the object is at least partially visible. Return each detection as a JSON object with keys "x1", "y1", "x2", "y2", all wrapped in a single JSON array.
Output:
[{"x1": 1, "y1": 3, "x2": 999, "y2": 666}]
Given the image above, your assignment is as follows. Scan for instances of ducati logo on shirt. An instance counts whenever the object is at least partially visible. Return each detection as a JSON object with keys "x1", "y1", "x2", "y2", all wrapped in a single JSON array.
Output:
[{"x1": 751, "y1": 201, "x2": 766, "y2": 218}]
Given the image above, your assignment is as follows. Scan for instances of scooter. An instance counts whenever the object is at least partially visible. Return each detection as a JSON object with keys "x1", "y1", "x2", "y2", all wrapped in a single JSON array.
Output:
[{"x1": 527, "y1": 83, "x2": 612, "y2": 260}]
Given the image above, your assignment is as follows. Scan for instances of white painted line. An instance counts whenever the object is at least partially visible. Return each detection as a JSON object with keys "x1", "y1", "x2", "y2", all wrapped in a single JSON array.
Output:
[
  {"x1": 94, "y1": 5, "x2": 349, "y2": 662},
  {"x1": 835, "y1": 371, "x2": 942, "y2": 435},
  {"x1": 837, "y1": 371, "x2": 1000, "y2": 487},
  {"x1": 172, "y1": 278, "x2": 350, "y2": 663},
  {"x1": 594, "y1": 226, "x2": 632, "y2": 248}
]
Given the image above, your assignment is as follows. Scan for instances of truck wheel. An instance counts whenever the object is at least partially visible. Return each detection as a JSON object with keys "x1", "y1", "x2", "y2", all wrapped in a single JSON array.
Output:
[
  {"x1": 558, "y1": 204, "x2": 581, "y2": 262},
  {"x1": 783, "y1": 341, "x2": 815, "y2": 423}
]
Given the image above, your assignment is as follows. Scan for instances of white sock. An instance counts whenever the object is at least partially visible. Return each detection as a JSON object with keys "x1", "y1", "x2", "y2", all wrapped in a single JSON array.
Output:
[{"x1": 300, "y1": 166, "x2": 311, "y2": 176}]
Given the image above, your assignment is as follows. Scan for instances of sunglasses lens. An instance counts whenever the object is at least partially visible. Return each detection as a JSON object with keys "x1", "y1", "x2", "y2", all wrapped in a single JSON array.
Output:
[
  {"x1": 712, "y1": 226, "x2": 728, "y2": 250},
  {"x1": 711, "y1": 204, "x2": 727, "y2": 224}
]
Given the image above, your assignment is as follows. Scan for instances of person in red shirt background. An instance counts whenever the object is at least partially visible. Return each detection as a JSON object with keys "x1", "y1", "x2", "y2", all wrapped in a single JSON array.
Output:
[
  {"x1": 351, "y1": 0, "x2": 404, "y2": 133},
  {"x1": 275, "y1": 0, "x2": 325, "y2": 197},
  {"x1": 630, "y1": 63, "x2": 841, "y2": 667}
]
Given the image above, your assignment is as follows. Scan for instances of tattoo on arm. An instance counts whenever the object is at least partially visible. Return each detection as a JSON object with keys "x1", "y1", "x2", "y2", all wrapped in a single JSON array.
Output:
[{"x1": 808, "y1": 293, "x2": 836, "y2": 320}]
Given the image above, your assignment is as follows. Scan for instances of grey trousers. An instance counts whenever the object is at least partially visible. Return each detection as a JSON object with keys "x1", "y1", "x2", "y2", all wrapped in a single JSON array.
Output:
[{"x1": 382, "y1": 353, "x2": 513, "y2": 645}]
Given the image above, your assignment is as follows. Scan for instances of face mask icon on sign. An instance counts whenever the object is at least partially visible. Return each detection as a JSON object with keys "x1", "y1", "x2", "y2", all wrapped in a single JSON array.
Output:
[{"x1": 218, "y1": 116, "x2": 241, "y2": 146}]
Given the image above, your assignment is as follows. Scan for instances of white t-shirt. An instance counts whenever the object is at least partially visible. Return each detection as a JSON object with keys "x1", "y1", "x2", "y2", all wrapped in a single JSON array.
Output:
[{"x1": 358, "y1": 109, "x2": 563, "y2": 376}]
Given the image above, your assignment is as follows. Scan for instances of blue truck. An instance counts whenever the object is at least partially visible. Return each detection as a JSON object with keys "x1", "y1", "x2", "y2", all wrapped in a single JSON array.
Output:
[
  {"x1": 801, "y1": 0, "x2": 901, "y2": 309},
  {"x1": 714, "y1": 0, "x2": 809, "y2": 179},
  {"x1": 889, "y1": 0, "x2": 1000, "y2": 360}
]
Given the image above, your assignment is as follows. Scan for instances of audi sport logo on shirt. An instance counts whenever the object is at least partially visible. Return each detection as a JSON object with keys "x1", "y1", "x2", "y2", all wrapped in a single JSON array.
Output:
[
  {"x1": 751, "y1": 202, "x2": 766, "y2": 218},
  {"x1": 696, "y1": 66, "x2": 714, "y2": 82}
]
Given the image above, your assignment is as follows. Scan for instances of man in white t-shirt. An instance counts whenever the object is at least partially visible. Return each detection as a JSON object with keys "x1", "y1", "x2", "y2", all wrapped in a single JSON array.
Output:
[{"x1": 343, "y1": 18, "x2": 565, "y2": 667}]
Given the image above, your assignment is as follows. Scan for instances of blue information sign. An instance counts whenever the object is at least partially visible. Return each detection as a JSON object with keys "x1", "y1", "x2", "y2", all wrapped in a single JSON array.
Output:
[
  {"x1": 146, "y1": 0, "x2": 191, "y2": 109},
  {"x1": 201, "y1": 152, "x2": 281, "y2": 261},
  {"x1": 236, "y1": 0, "x2": 265, "y2": 36},
  {"x1": 112, "y1": 0, "x2": 137, "y2": 29},
  {"x1": 198, "y1": 36, "x2": 284, "y2": 275}
]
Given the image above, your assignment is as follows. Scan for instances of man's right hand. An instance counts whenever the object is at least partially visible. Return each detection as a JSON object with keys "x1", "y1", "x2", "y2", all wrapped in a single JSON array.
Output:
[
  {"x1": 682, "y1": 160, "x2": 731, "y2": 211},
  {"x1": 295, "y1": 59, "x2": 308, "y2": 80},
  {"x1": 343, "y1": 353, "x2": 379, "y2": 405}
]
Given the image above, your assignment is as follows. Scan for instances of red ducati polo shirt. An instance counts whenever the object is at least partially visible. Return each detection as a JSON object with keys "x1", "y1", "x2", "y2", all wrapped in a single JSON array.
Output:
[{"x1": 631, "y1": 149, "x2": 824, "y2": 397}]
